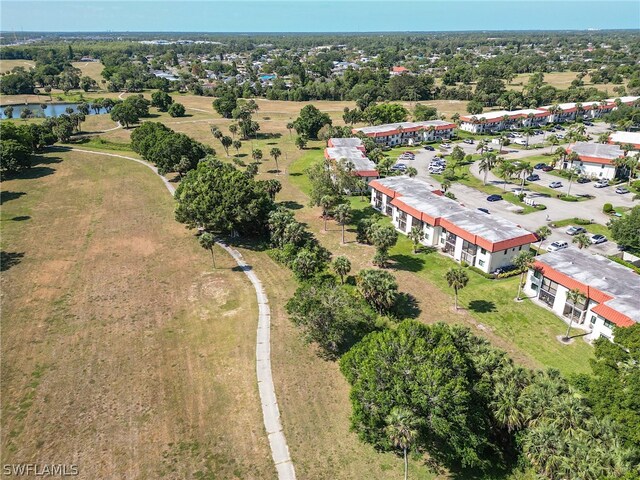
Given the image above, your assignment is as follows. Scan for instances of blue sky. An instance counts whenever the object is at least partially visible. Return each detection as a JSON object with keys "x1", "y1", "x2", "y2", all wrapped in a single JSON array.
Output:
[{"x1": 1, "y1": 1, "x2": 639, "y2": 32}]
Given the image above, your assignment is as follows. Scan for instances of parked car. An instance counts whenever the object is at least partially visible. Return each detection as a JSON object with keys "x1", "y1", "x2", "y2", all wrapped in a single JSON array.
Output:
[
  {"x1": 463, "y1": 139, "x2": 474, "y2": 144},
  {"x1": 547, "y1": 241, "x2": 569, "y2": 252},
  {"x1": 423, "y1": 145, "x2": 435, "y2": 151},
  {"x1": 556, "y1": 134, "x2": 565, "y2": 139},
  {"x1": 391, "y1": 163, "x2": 407, "y2": 172},
  {"x1": 577, "y1": 177, "x2": 591, "y2": 184},
  {"x1": 526, "y1": 174, "x2": 540, "y2": 181},
  {"x1": 440, "y1": 143, "x2": 451, "y2": 148},
  {"x1": 542, "y1": 165, "x2": 554, "y2": 172},
  {"x1": 486, "y1": 194, "x2": 503, "y2": 202},
  {"x1": 584, "y1": 121, "x2": 594, "y2": 126},
  {"x1": 615, "y1": 186, "x2": 630, "y2": 194},
  {"x1": 566, "y1": 226, "x2": 587, "y2": 236},
  {"x1": 549, "y1": 181, "x2": 563, "y2": 188},
  {"x1": 512, "y1": 132, "x2": 523, "y2": 138},
  {"x1": 594, "y1": 180, "x2": 609, "y2": 188},
  {"x1": 534, "y1": 163, "x2": 547, "y2": 170},
  {"x1": 554, "y1": 125, "x2": 565, "y2": 131},
  {"x1": 590, "y1": 234, "x2": 607, "y2": 244},
  {"x1": 477, "y1": 208, "x2": 490, "y2": 214}
]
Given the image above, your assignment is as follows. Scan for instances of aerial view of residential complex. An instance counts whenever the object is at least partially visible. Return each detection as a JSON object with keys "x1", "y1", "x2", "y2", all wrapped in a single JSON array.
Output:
[{"x1": 1, "y1": 0, "x2": 639, "y2": 478}]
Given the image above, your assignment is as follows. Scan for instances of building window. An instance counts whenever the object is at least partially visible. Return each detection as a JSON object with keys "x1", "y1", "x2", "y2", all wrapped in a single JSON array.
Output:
[
  {"x1": 411, "y1": 217, "x2": 422, "y2": 230},
  {"x1": 604, "y1": 319, "x2": 615, "y2": 330},
  {"x1": 533, "y1": 269, "x2": 542, "y2": 279},
  {"x1": 478, "y1": 260, "x2": 485, "y2": 267},
  {"x1": 461, "y1": 240, "x2": 478, "y2": 265},
  {"x1": 385, "y1": 204, "x2": 393, "y2": 216},
  {"x1": 539, "y1": 277, "x2": 558, "y2": 307},
  {"x1": 444, "y1": 232, "x2": 457, "y2": 255},
  {"x1": 374, "y1": 191, "x2": 383, "y2": 209},
  {"x1": 398, "y1": 211, "x2": 407, "y2": 231},
  {"x1": 480, "y1": 248, "x2": 487, "y2": 255},
  {"x1": 563, "y1": 295, "x2": 587, "y2": 323},
  {"x1": 590, "y1": 315, "x2": 597, "y2": 325}
]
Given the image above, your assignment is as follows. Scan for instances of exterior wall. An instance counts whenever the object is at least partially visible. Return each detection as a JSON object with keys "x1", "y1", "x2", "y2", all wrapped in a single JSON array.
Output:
[
  {"x1": 563, "y1": 160, "x2": 616, "y2": 180},
  {"x1": 484, "y1": 244, "x2": 529, "y2": 273}
]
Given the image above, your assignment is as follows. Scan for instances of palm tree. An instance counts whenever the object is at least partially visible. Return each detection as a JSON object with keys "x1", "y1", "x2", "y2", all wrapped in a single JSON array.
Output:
[
  {"x1": 572, "y1": 233, "x2": 591, "y2": 250},
  {"x1": 513, "y1": 251, "x2": 535, "y2": 300},
  {"x1": 547, "y1": 134, "x2": 559, "y2": 154},
  {"x1": 522, "y1": 126, "x2": 535, "y2": 149},
  {"x1": 597, "y1": 132, "x2": 610, "y2": 144},
  {"x1": 440, "y1": 179, "x2": 451, "y2": 193},
  {"x1": 286, "y1": 122, "x2": 294, "y2": 137},
  {"x1": 251, "y1": 148, "x2": 263, "y2": 169},
  {"x1": 475, "y1": 139, "x2": 488, "y2": 154},
  {"x1": 385, "y1": 407, "x2": 420, "y2": 480},
  {"x1": 565, "y1": 162, "x2": 580, "y2": 197},
  {"x1": 333, "y1": 203, "x2": 352, "y2": 244},
  {"x1": 228, "y1": 123, "x2": 238, "y2": 138},
  {"x1": 320, "y1": 195, "x2": 334, "y2": 231},
  {"x1": 445, "y1": 267, "x2": 469, "y2": 310},
  {"x1": 221, "y1": 135, "x2": 233, "y2": 157},
  {"x1": 535, "y1": 226, "x2": 551, "y2": 253},
  {"x1": 564, "y1": 289, "x2": 586, "y2": 340},
  {"x1": 408, "y1": 226, "x2": 424, "y2": 253},
  {"x1": 270, "y1": 147, "x2": 282, "y2": 173},
  {"x1": 478, "y1": 152, "x2": 497, "y2": 186},
  {"x1": 406, "y1": 166, "x2": 418, "y2": 178},
  {"x1": 517, "y1": 161, "x2": 534, "y2": 190},
  {"x1": 198, "y1": 232, "x2": 216, "y2": 269},
  {"x1": 232, "y1": 139, "x2": 242, "y2": 157},
  {"x1": 332, "y1": 256, "x2": 351, "y2": 284},
  {"x1": 496, "y1": 159, "x2": 516, "y2": 192},
  {"x1": 624, "y1": 153, "x2": 639, "y2": 186}
]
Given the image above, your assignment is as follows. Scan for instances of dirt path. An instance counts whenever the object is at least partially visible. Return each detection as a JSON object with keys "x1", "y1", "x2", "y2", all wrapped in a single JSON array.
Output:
[{"x1": 66, "y1": 147, "x2": 296, "y2": 479}]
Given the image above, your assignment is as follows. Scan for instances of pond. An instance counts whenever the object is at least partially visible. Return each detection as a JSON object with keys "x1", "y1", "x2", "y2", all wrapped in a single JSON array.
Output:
[{"x1": 0, "y1": 102, "x2": 109, "y2": 120}]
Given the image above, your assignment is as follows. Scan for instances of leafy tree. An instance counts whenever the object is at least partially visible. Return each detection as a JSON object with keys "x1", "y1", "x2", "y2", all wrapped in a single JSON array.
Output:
[
  {"x1": 198, "y1": 232, "x2": 216, "y2": 269},
  {"x1": 333, "y1": 202, "x2": 352, "y2": 243},
  {"x1": 286, "y1": 279, "x2": 377, "y2": 359},
  {"x1": 413, "y1": 104, "x2": 438, "y2": 121},
  {"x1": 175, "y1": 158, "x2": 274, "y2": 235},
  {"x1": 293, "y1": 104, "x2": 332, "y2": 139},
  {"x1": 368, "y1": 223, "x2": 398, "y2": 268},
  {"x1": 408, "y1": 226, "x2": 424, "y2": 253},
  {"x1": 212, "y1": 91, "x2": 237, "y2": 118},
  {"x1": 110, "y1": 101, "x2": 139, "y2": 128},
  {"x1": 445, "y1": 267, "x2": 469, "y2": 310},
  {"x1": 356, "y1": 269, "x2": 398, "y2": 313},
  {"x1": 513, "y1": 251, "x2": 535, "y2": 300},
  {"x1": 295, "y1": 135, "x2": 308, "y2": 149},
  {"x1": 466, "y1": 100, "x2": 484, "y2": 115},
  {"x1": 3, "y1": 106, "x2": 14, "y2": 119},
  {"x1": 291, "y1": 248, "x2": 328, "y2": 280},
  {"x1": 363, "y1": 103, "x2": 408, "y2": 125},
  {"x1": 168, "y1": 102, "x2": 186, "y2": 117},
  {"x1": 332, "y1": 256, "x2": 351, "y2": 284},
  {"x1": 151, "y1": 91, "x2": 173, "y2": 112},
  {"x1": 0, "y1": 139, "x2": 31, "y2": 177},
  {"x1": 610, "y1": 206, "x2": 640, "y2": 251}
]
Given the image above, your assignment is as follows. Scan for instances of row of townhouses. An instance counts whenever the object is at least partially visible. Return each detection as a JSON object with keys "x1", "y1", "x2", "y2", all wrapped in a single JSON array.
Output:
[
  {"x1": 325, "y1": 138, "x2": 380, "y2": 184},
  {"x1": 369, "y1": 176, "x2": 538, "y2": 273},
  {"x1": 352, "y1": 120, "x2": 457, "y2": 146},
  {"x1": 459, "y1": 96, "x2": 639, "y2": 134},
  {"x1": 524, "y1": 249, "x2": 640, "y2": 341}
]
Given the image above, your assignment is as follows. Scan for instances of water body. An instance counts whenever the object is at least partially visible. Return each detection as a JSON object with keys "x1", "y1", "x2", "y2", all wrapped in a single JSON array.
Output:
[{"x1": 0, "y1": 102, "x2": 108, "y2": 120}]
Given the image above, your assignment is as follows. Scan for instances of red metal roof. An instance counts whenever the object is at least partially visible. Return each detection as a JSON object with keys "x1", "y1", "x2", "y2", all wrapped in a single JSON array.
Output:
[
  {"x1": 354, "y1": 170, "x2": 379, "y2": 178},
  {"x1": 591, "y1": 304, "x2": 635, "y2": 328}
]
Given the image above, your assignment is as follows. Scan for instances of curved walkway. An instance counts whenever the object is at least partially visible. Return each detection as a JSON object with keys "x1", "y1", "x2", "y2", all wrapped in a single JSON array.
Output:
[{"x1": 67, "y1": 147, "x2": 296, "y2": 480}]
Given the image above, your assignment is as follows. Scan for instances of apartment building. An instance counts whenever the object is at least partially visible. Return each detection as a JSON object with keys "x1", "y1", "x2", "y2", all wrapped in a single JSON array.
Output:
[
  {"x1": 564, "y1": 142, "x2": 625, "y2": 180},
  {"x1": 369, "y1": 176, "x2": 537, "y2": 273},
  {"x1": 352, "y1": 120, "x2": 456, "y2": 146}
]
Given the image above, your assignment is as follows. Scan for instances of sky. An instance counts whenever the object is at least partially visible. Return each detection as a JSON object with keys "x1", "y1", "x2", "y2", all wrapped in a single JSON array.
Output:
[{"x1": 1, "y1": 1, "x2": 639, "y2": 33}]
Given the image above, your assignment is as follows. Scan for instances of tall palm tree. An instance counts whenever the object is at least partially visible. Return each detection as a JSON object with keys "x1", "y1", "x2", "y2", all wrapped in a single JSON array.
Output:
[
  {"x1": 564, "y1": 289, "x2": 586, "y2": 340},
  {"x1": 476, "y1": 139, "x2": 488, "y2": 155},
  {"x1": 513, "y1": 251, "x2": 535, "y2": 300},
  {"x1": 597, "y1": 132, "x2": 610, "y2": 144},
  {"x1": 408, "y1": 226, "x2": 424, "y2": 253},
  {"x1": 565, "y1": 161, "x2": 580, "y2": 197},
  {"x1": 232, "y1": 139, "x2": 242, "y2": 157},
  {"x1": 198, "y1": 232, "x2": 216, "y2": 269},
  {"x1": 385, "y1": 407, "x2": 420, "y2": 480},
  {"x1": 445, "y1": 267, "x2": 469, "y2": 310},
  {"x1": 478, "y1": 152, "x2": 497, "y2": 186},
  {"x1": 522, "y1": 126, "x2": 535, "y2": 149},
  {"x1": 333, "y1": 203, "x2": 352, "y2": 244},
  {"x1": 547, "y1": 134, "x2": 559, "y2": 154},
  {"x1": 517, "y1": 161, "x2": 533, "y2": 190},
  {"x1": 270, "y1": 147, "x2": 282, "y2": 173},
  {"x1": 320, "y1": 195, "x2": 334, "y2": 231},
  {"x1": 535, "y1": 226, "x2": 551, "y2": 253}
]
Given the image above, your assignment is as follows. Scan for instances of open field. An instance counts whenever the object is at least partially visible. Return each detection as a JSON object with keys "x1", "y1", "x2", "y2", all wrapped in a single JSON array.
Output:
[
  {"x1": 0, "y1": 59, "x2": 35, "y2": 73},
  {"x1": 0, "y1": 149, "x2": 274, "y2": 479},
  {"x1": 72, "y1": 61, "x2": 105, "y2": 85},
  {"x1": 508, "y1": 71, "x2": 627, "y2": 94}
]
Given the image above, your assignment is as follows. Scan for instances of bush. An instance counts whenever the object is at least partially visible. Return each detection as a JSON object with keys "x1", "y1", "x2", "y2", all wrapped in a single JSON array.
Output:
[
  {"x1": 573, "y1": 218, "x2": 592, "y2": 225},
  {"x1": 607, "y1": 255, "x2": 640, "y2": 274},
  {"x1": 603, "y1": 203, "x2": 614, "y2": 213},
  {"x1": 496, "y1": 269, "x2": 523, "y2": 279},
  {"x1": 631, "y1": 180, "x2": 640, "y2": 192}
]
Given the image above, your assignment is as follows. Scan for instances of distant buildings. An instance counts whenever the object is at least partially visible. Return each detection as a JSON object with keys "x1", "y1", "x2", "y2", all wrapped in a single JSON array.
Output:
[
  {"x1": 524, "y1": 249, "x2": 640, "y2": 341},
  {"x1": 325, "y1": 138, "x2": 379, "y2": 185},
  {"x1": 369, "y1": 176, "x2": 537, "y2": 273},
  {"x1": 609, "y1": 131, "x2": 640, "y2": 149},
  {"x1": 459, "y1": 96, "x2": 639, "y2": 134},
  {"x1": 391, "y1": 66, "x2": 409, "y2": 75},
  {"x1": 352, "y1": 120, "x2": 456, "y2": 146},
  {"x1": 564, "y1": 142, "x2": 625, "y2": 180}
]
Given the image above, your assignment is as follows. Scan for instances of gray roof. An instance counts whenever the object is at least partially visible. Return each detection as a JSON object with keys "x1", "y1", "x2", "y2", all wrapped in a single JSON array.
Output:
[
  {"x1": 537, "y1": 249, "x2": 640, "y2": 323},
  {"x1": 329, "y1": 137, "x2": 363, "y2": 148},
  {"x1": 353, "y1": 120, "x2": 454, "y2": 136},
  {"x1": 325, "y1": 147, "x2": 377, "y2": 172},
  {"x1": 373, "y1": 176, "x2": 534, "y2": 244},
  {"x1": 570, "y1": 142, "x2": 624, "y2": 160}
]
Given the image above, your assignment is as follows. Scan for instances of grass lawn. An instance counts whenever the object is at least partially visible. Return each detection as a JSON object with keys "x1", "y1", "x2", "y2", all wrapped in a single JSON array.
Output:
[{"x1": 1, "y1": 150, "x2": 274, "y2": 479}]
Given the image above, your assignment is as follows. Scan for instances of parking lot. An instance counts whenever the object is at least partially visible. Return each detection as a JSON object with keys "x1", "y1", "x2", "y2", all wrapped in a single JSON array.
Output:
[{"x1": 389, "y1": 123, "x2": 637, "y2": 256}]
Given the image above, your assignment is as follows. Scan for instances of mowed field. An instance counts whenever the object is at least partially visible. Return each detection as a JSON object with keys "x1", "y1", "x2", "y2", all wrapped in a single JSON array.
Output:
[
  {"x1": 71, "y1": 61, "x2": 105, "y2": 85},
  {"x1": 0, "y1": 59, "x2": 35, "y2": 73},
  {"x1": 508, "y1": 71, "x2": 627, "y2": 93},
  {"x1": 0, "y1": 149, "x2": 274, "y2": 479}
]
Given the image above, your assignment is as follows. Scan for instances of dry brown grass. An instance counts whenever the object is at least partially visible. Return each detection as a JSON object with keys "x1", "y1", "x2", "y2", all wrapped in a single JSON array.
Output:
[
  {"x1": 1, "y1": 150, "x2": 274, "y2": 479},
  {"x1": 508, "y1": 72, "x2": 627, "y2": 93},
  {"x1": 71, "y1": 61, "x2": 105, "y2": 85},
  {"x1": 0, "y1": 59, "x2": 35, "y2": 74}
]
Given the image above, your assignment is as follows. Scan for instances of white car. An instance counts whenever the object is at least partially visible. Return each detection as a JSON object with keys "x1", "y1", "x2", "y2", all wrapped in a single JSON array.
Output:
[
  {"x1": 594, "y1": 181, "x2": 609, "y2": 188},
  {"x1": 547, "y1": 241, "x2": 569, "y2": 252},
  {"x1": 549, "y1": 181, "x2": 563, "y2": 188}
]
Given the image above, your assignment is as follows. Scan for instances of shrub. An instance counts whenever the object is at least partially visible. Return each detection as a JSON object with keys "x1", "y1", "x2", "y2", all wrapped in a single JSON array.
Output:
[
  {"x1": 607, "y1": 255, "x2": 640, "y2": 274},
  {"x1": 631, "y1": 180, "x2": 640, "y2": 191},
  {"x1": 496, "y1": 269, "x2": 522, "y2": 279},
  {"x1": 573, "y1": 218, "x2": 592, "y2": 225},
  {"x1": 603, "y1": 203, "x2": 614, "y2": 213}
]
